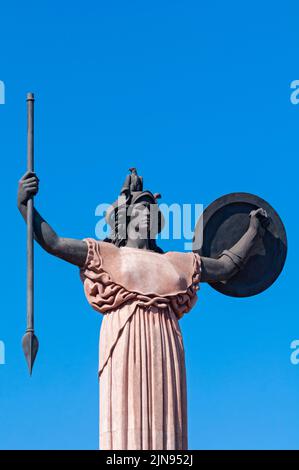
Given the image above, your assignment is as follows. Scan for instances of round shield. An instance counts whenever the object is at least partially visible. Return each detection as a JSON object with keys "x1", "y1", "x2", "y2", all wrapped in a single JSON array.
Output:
[{"x1": 192, "y1": 192, "x2": 287, "y2": 297}]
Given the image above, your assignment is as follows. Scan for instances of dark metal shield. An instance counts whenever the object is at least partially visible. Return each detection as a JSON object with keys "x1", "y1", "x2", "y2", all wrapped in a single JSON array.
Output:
[{"x1": 192, "y1": 192, "x2": 287, "y2": 297}]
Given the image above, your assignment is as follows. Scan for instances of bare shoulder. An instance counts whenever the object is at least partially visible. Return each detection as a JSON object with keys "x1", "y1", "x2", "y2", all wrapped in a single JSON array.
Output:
[{"x1": 165, "y1": 250, "x2": 197, "y2": 271}]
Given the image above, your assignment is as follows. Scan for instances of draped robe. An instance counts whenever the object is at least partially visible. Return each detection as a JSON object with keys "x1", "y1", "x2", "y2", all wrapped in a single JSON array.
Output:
[{"x1": 80, "y1": 239, "x2": 201, "y2": 450}]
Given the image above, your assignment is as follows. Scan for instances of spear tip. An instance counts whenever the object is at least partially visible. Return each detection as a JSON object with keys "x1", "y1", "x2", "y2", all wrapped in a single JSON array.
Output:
[{"x1": 22, "y1": 331, "x2": 39, "y2": 375}]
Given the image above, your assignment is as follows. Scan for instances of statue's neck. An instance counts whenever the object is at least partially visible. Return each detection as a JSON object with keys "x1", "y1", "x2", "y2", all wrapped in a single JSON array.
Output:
[{"x1": 125, "y1": 238, "x2": 152, "y2": 250}]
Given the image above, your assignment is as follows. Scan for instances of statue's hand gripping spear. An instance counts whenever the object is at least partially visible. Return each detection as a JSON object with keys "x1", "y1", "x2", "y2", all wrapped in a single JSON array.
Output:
[{"x1": 22, "y1": 93, "x2": 39, "y2": 375}]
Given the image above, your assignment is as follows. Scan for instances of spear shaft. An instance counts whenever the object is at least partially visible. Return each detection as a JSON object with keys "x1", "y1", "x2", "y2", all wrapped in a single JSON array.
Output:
[
  {"x1": 22, "y1": 93, "x2": 39, "y2": 375},
  {"x1": 27, "y1": 93, "x2": 34, "y2": 331}
]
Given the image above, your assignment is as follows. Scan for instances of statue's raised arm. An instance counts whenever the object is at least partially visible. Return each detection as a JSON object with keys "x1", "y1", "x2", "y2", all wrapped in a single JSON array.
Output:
[
  {"x1": 200, "y1": 208, "x2": 268, "y2": 283},
  {"x1": 17, "y1": 171, "x2": 88, "y2": 267}
]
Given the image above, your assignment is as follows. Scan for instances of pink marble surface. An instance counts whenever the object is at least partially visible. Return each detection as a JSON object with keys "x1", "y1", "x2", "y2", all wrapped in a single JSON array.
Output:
[{"x1": 80, "y1": 239, "x2": 201, "y2": 450}]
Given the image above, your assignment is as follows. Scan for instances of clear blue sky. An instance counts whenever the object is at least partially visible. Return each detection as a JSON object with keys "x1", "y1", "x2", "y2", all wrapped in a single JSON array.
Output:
[{"x1": 0, "y1": 0, "x2": 298, "y2": 450}]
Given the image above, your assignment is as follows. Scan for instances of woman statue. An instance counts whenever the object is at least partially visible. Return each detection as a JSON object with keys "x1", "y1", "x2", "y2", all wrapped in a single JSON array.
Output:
[{"x1": 17, "y1": 169, "x2": 268, "y2": 450}]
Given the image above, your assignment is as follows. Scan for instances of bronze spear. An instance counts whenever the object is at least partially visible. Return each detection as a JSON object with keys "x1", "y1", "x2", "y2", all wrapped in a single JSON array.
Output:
[{"x1": 22, "y1": 92, "x2": 39, "y2": 375}]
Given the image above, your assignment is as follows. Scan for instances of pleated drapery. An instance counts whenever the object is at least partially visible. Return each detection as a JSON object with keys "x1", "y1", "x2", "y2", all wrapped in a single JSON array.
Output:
[{"x1": 80, "y1": 239, "x2": 201, "y2": 450}]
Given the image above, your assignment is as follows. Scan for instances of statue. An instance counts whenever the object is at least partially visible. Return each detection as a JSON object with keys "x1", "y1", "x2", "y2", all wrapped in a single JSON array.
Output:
[
  {"x1": 17, "y1": 162, "x2": 287, "y2": 451},
  {"x1": 120, "y1": 167, "x2": 144, "y2": 197}
]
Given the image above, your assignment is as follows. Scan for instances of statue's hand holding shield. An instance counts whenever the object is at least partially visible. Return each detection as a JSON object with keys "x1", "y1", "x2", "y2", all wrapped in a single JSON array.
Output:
[{"x1": 193, "y1": 193, "x2": 287, "y2": 297}]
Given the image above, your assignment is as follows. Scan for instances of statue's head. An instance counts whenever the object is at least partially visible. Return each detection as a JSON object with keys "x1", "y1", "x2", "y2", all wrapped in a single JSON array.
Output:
[{"x1": 104, "y1": 170, "x2": 164, "y2": 252}]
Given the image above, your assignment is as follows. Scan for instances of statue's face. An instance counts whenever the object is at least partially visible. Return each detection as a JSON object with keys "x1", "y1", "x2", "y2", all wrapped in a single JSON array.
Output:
[{"x1": 128, "y1": 195, "x2": 159, "y2": 239}]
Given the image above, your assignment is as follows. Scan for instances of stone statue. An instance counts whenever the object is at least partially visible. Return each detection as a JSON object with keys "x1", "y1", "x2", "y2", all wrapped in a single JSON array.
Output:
[
  {"x1": 120, "y1": 167, "x2": 143, "y2": 197},
  {"x1": 17, "y1": 168, "x2": 270, "y2": 450}
]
